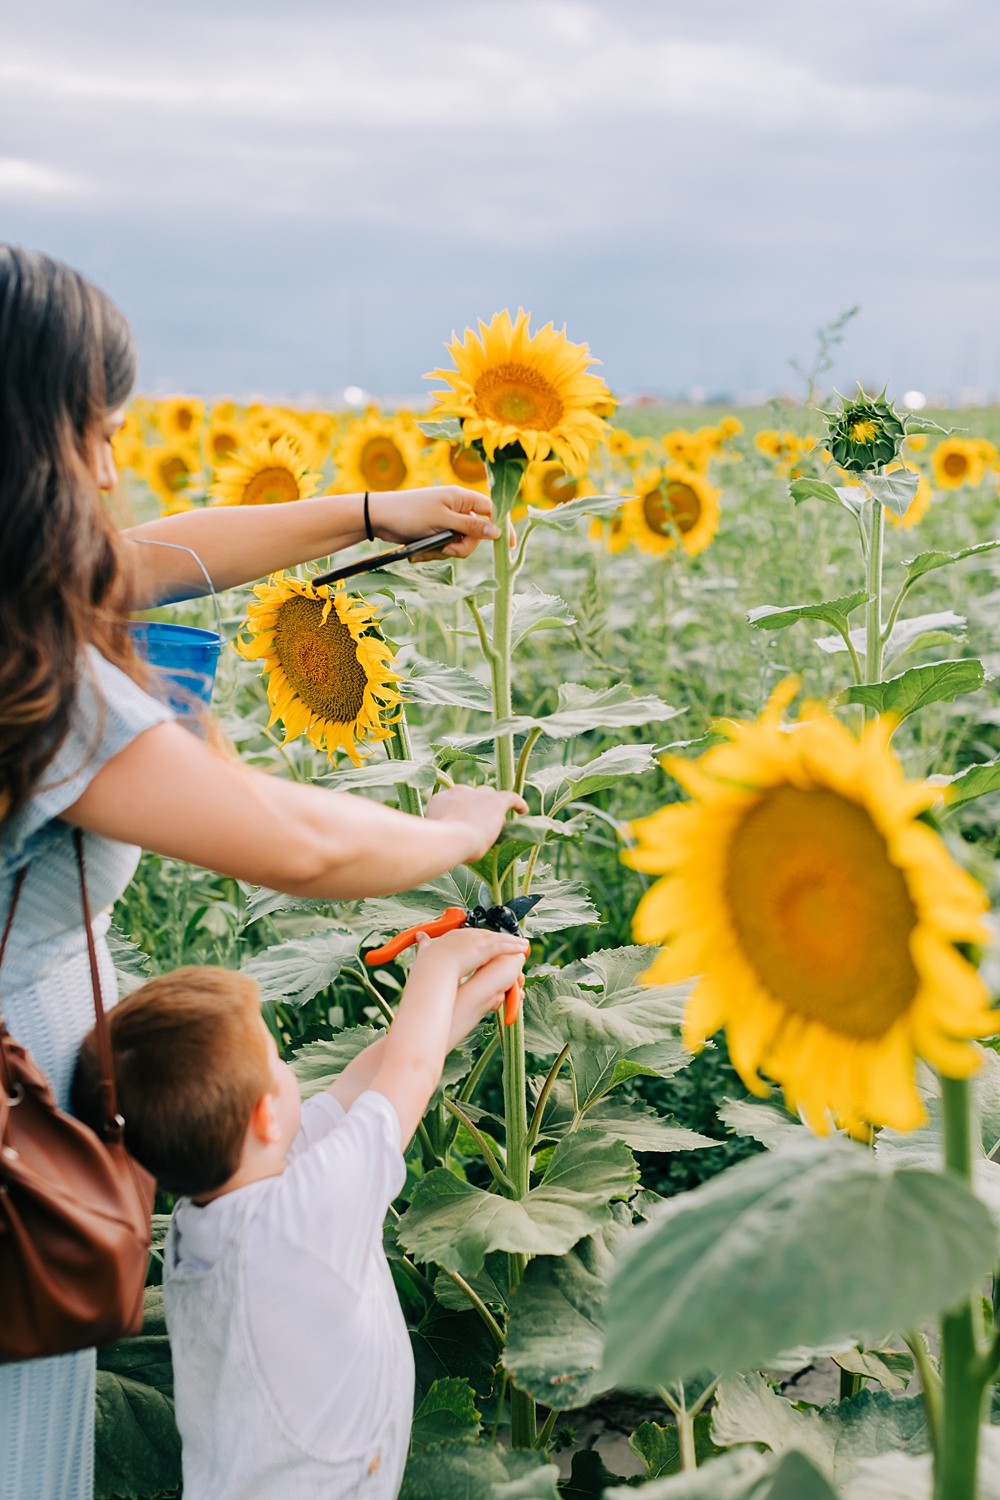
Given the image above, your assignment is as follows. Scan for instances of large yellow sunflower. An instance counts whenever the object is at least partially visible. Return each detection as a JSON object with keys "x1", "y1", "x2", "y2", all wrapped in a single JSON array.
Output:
[
  {"x1": 426, "y1": 308, "x2": 615, "y2": 474},
  {"x1": 932, "y1": 438, "x2": 985, "y2": 490},
  {"x1": 626, "y1": 686, "x2": 994, "y2": 1135},
  {"x1": 155, "y1": 396, "x2": 205, "y2": 448},
  {"x1": 236, "y1": 573, "x2": 402, "y2": 764},
  {"x1": 142, "y1": 446, "x2": 201, "y2": 514},
  {"x1": 209, "y1": 436, "x2": 321, "y2": 507},
  {"x1": 334, "y1": 410, "x2": 428, "y2": 492},
  {"x1": 623, "y1": 466, "x2": 720, "y2": 557},
  {"x1": 520, "y1": 458, "x2": 595, "y2": 509}
]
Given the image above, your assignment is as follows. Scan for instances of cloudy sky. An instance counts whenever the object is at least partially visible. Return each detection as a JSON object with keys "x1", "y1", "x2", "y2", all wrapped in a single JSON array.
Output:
[{"x1": 1, "y1": 0, "x2": 997, "y2": 402}]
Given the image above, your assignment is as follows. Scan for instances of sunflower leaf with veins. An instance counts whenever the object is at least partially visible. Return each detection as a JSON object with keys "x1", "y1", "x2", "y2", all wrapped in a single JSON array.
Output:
[
  {"x1": 746, "y1": 590, "x2": 869, "y2": 638},
  {"x1": 840, "y1": 657, "x2": 985, "y2": 721},
  {"x1": 900, "y1": 538, "x2": 1000, "y2": 588}
]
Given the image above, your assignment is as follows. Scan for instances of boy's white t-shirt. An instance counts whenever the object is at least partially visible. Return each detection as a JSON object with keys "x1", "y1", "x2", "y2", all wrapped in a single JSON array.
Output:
[{"x1": 162, "y1": 1090, "x2": 414, "y2": 1500}]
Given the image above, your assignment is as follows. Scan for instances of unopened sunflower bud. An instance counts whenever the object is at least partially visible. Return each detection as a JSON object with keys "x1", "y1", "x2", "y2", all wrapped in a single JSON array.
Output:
[{"x1": 826, "y1": 389, "x2": 906, "y2": 475}]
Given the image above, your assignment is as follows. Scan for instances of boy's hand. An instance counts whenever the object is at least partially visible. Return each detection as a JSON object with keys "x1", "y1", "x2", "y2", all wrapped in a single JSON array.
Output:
[
  {"x1": 410, "y1": 928, "x2": 528, "y2": 1047},
  {"x1": 424, "y1": 785, "x2": 528, "y2": 859},
  {"x1": 367, "y1": 486, "x2": 500, "y2": 558}
]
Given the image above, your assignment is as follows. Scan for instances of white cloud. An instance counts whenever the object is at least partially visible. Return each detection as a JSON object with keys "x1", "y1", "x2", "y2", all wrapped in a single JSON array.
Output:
[{"x1": 0, "y1": 156, "x2": 91, "y2": 197}]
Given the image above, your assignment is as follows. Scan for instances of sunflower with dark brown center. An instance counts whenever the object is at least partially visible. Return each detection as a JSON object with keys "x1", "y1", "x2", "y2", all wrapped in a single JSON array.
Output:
[
  {"x1": 210, "y1": 436, "x2": 320, "y2": 507},
  {"x1": 622, "y1": 466, "x2": 720, "y2": 556},
  {"x1": 236, "y1": 574, "x2": 401, "y2": 764},
  {"x1": 625, "y1": 681, "x2": 995, "y2": 1134},
  {"x1": 334, "y1": 410, "x2": 428, "y2": 493}
]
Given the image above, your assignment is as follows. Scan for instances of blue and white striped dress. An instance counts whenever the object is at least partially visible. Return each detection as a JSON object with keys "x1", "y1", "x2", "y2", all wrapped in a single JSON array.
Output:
[{"x1": 0, "y1": 649, "x2": 171, "y2": 1500}]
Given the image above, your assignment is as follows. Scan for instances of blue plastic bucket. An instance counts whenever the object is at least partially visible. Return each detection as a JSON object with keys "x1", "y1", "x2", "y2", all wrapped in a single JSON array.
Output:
[{"x1": 129, "y1": 621, "x2": 222, "y2": 723}]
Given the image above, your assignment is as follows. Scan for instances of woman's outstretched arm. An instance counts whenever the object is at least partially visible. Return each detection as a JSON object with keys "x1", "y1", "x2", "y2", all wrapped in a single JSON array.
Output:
[
  {"x1": 124, "y1": 488, "x2": 500, "y2": 604},
  {"x1": 63, "y1": 722, "x2": 525, "y2": 898}
]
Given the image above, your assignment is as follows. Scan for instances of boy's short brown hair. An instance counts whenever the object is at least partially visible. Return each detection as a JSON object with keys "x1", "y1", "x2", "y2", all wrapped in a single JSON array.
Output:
[{"x1": 72, "y1": 967, "x2": 272, "y2": 1197}]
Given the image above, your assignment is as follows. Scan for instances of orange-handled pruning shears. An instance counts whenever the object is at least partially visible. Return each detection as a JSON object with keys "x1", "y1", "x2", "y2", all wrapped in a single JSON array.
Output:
[{"x1": 364, "y1": 890, "x2": 541, "y2": 1025}]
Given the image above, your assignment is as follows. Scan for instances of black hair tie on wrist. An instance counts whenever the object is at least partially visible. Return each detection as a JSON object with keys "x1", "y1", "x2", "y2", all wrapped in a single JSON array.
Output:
[{"x1": 363, "y1": 491, "x2": 374, "y2": 542}]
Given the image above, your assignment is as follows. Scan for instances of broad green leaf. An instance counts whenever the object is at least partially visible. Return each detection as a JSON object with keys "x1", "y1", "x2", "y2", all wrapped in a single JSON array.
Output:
[
  {"x1": 417, "y1": 417, "x2": 465, "y2": 440},
  {"x1": 602, "y1": 1137, "x2": 998, "y2": 1389},
  {"x1": 492, "y1": 1464, "x2": 561, "y2": 1499},
  {"x1": 502, "y1": 1210, "x2": 630, "y2": 1407},
  {"x1": 399, "y1": 1441, "x2": 508, "y2": 1500},
  {"x1": 901, "y1": 538, "x2": 1000, "y2": 586},
  {"x1": 604, "y1": 1448, "x2": 770, "y2": 1499},
  {"x1": 398, "y1": 1130, "x2": 637, "y2": 1277},
  {"x1": 716, "y1": 1096, "x2": 806, "y2": 1150},
  {"x1": 840, "y1": 658, "x2": 985, "y2": 720},
  {"x1": 492, "y1": 681, "x2": 681, "y2": 742},
  {"x1": 410, "y1": 1304, "x2": 500, "y2": 1404},
  {"x1": 582, "y1": 1097, "x2": 717, "y2": 1153},
  {"x1": 242, "y1": 887, "x2": 333, "y2": 925},
  {"x1": 289, "y1": 1026, "x2": 380, "y2": 1098},
  {"x1": 497, "y1": 812, "x2": 593, "y2": 849},
  {"x1": 479, "y1": 585, "x2": 575, "y2": 649},
  {"x1": 403, "y1": 655, "x2": 493, "y2": 712},
  {"x1": 747, "y1": 590, "x2": 869, "y2": 637},
  {"x1": 528, "y1": 744, "x2": 658, "y2": 807},
  {"x1": 94, "y1": 1371, "x2": 182, "y2": 1500},
  {"x1": 410, "y1": 1378, "x2": 481, "y2": 1450},
  {"x1": 377, "y1": 561, "x2": 498, "y2": 608},
  {"x1": 241, "y1": 928, "x2": 359, "y2": 1006},
  {"x1": 321, "y1": 757, "x2": 440, "y2": 792},
  {"x1": 433, "y1": 1253, "x2": 510, "y2": 1313},
  {"x1": 97, "y1": 1288, "x2": 174, "y2": 1399},
  {"x1": 527, "y1": 491, "x2": 634, "y2": 531},
  {"x1": 937, "y1": 756, "x2": 1000, "y2": 809},
  {"x1": 360, "y1": 863, "x2": 598, "y2": 940},
  {"x1": 630, "y1": 1417, "x2": 720, "y2": 1479},
  {"x1": 814, "y1": 610, "x2": 966, "y2": 659},
  {"x1": 789, "y1": 478, "x2": 844, "y2": 508},
  {"x1": 832, "y1": 1344, "x2": 914, "y2": 1393},
  {"x1": 863, "y1": 466, "x2": 920, "y2": 517},
  {"x1": 107, "y1": 925, "x2": 152, "y2": 999}
]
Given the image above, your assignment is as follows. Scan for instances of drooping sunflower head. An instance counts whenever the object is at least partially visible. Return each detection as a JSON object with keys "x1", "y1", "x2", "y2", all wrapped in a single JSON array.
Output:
[
  {"x1": 626, "y1": 686, "x2": 994, "y2": 1135},
  {"x1": 209, "y1": 436, "x2": 321, "y2": 508},
  {"x1": 236, "y1": 573, "x2": 402, "y2": 765},
  {"x1": 425, "y1": 308, "x2": 615, "y2": 477},
  {"x1": 142, "y1": 446, "x2": 202, "y2": 513},
  {"x1": 155, "y1": 396, "x2": 205, "y2": 448},
  {"x1": 623, "y1": 466, "x2": 720, "y2": 557},
  {"x1": 826, "y1": 388, "x2": 906, "y2": 474},
  {"x1": 932, "y1": 438, "x2": 985, "y2": 491},
  {"x1": 334, "y1": 410, "x2": 429, "y2": 493}
]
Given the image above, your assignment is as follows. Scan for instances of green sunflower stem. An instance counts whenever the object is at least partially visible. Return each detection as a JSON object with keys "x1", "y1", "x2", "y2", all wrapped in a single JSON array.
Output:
[
  {"x1": 935, "y1": 1076, "x2": 988, "y2": 1500},
  {"x1": 385, "y1": 708, "x2": 423, "y2": 817},
  {"x1": 863, "y1": 485, "x2": 885, "y2": 715}
]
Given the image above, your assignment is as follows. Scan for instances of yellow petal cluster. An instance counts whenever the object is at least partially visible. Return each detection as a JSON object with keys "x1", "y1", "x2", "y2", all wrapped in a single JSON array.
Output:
[
  {"x1": 426, "y1": 308, "x2": 615, "y2": 474},
  {"x1": 333, "y1": 410, "x2": 429, "y2": 493},
  {"x1": 626, "y1": 688, "x2": 994, "y2": 1136},
  {"x1": 623, "y1": 466, "x2": 720, "y2": 557},
  {"x1": 236, "y1": 573, "x2": 401, "y2": 764},
  {"x1": 209, "y1": 436, "x2": 321, "y2": 508}
]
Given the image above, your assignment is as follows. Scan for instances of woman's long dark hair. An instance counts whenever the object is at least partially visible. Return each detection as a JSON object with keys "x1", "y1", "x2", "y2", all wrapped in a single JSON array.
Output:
[{"x1": 0, "y1": 246, "x2": 143, "y2": 821}]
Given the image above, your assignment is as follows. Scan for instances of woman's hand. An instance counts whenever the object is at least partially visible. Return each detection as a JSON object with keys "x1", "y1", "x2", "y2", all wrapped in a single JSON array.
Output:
[{"x1": 367, "y1": 486, "x2": 500, "y2": 558}]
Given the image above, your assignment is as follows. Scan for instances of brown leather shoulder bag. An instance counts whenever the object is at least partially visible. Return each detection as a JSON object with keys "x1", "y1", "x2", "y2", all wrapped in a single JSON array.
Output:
[{"x1": 0, "y1": 828, "x2": 155, "y2": 1362}]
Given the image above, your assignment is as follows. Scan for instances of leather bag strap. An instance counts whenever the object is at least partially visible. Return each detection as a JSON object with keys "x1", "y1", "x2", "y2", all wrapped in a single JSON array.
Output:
[{"x1": 72, "y1": 829, "x2": 121, "y2": 1141}]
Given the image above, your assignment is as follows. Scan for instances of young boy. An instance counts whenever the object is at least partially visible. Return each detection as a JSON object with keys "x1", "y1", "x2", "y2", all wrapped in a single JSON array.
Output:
[{"x1": 73, "y1": 926, "x2": 527, "y2": 1500}]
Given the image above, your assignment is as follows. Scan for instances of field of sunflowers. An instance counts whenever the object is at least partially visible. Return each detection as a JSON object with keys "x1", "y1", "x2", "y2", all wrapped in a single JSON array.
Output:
[{"x1": 99, "y1": 311, "x2": 1000, "y2": 1500}]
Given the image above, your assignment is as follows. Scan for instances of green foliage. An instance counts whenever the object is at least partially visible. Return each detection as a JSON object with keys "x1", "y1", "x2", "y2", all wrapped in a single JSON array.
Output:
[
  {"x1": 602, "y1": 1137, "x2": 998, "y2": 1390},
  {"x1": 95, "y1": 1289, "x2": 181, "y2": 1500},
  {"x1": 630, "y1": 1416, "x2": 721, "y2": 1478},
  {"x1": 410, "y1": 1378, "x2": 482, "y2": 1448},
  {"x1": 840, "y1": 656, "x2": 985, "y2": 719}
]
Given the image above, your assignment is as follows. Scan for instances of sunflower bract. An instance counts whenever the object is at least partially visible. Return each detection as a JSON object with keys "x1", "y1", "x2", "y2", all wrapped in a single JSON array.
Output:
[
  {"x1": 826, "y1": 390, "x2": 906, "y2": 474},
  {"x1": 624, "y1": 688, "x2": 995, "y2": 1136}
]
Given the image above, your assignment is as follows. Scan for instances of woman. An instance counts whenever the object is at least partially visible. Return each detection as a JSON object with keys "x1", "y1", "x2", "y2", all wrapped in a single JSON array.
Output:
[{"x1": 0, "y1": 245, "x2": 525, "y2": 1500}]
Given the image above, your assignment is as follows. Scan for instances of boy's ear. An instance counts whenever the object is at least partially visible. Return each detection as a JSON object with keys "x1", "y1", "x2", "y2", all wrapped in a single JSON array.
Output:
[{"x1": 249, "y1": 1093, "x2": 281, "y2": 1146}]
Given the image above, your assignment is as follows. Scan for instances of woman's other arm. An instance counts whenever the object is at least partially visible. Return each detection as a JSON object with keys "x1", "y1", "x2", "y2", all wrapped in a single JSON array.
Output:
[
  {"x1": 62, "y1": 722, "x2": 526, "y2": 898},
  {"x1": 124, "y1": 488, "x2": 500, "y2": 604}
]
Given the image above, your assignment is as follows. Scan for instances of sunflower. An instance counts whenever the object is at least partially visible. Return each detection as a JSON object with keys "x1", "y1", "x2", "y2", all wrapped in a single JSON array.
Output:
[
  {"x1": 334, "y1": 410, "x2": 428, "y2": 492},
  {"x1": 755, "y1": 429, "x2": 804, "y2": 470},
  {"x1": 210, "y1": 436, "x2": 321, "y2": 507},
  {"x1": 142, "y1": 446, "x2": 201, "y2": 513},
  {"x1": 589, "y1": 513, "x2": 631, "y2": 554},
  {"x1": 246, "y1": 407, "x2": 325, "y2": 468},
  {"x1": 885, "y1": 463, "x2": 932, "y2": 529},
  {"x1": 111, "y1": 409, "x2": 146, "y2": 471},
  {"x1": 663, "y1": 429, "x2": 712, "y2": 473},
  {"x1": 520, "y1": 458, "x2": 595, "y2": 510},
  {"x1": 429, "y1": 439, "x2": 490, "y2": 494},
  {"x1": 155, "y1": 396, "x2": 205, "y2": 448},
  {"x1": 623, "y1": 466, "x2": 720, "y2": 557},
  {"x1": 933, "y1": 438, "x2": 986, "y2": 490},
  {"x1": 718, "y1": 416, "x2": 744, "y2": 440},
  {"x1": 625, "y1": 685, "x2": 994, "y2": 1135},
  {"x1": 426, "y1": 308, "x2": 615, "y2": 474},
  {"x1": 204, "y1": 417, "x2": 248, "y2": 468},
  {"x1": 826, "y1": 389, "x2": 906, "y2": 474},
  {"x1": 301, "y1": 410, "x2": 338, "y2": 465},
  {"x1": 236, "y1": 573, "x2": 402, "y2": 765},
  {"x1": 605, "y1": 428, "x2": 635, "y2": 460}
]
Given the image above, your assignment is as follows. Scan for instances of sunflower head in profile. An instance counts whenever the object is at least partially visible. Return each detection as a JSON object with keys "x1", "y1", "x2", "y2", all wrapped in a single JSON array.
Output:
[
  {"x1": 623, "y1": 466, "x2": 720, "y2": 557},
  {"x1": 156, "y1": 396, "x2": 205, "y2": 448},
  {"x1": 520, "y1": 458, "x2": 594, "y2": 510},
  {"x1": 932, "y1": 438, "x2": 985, "y2": 491},
  {"x1": 334, "y1": 410, "x2": 428, "y2": 493},
  {"x1": 210, "y1": 436, "x2": 321, "y2": 507},
  {"x1": 142, "y1": 446, "x2": 201, "y2": 514},
  {"x1": 625, "y1": 682, "x2": 994, "y2": 1136},
  {"x1": 236, "y1": 573, "x2": 402, "y2": 765},
  {"x1": 425, "y1": 308, "x2": 615, "y2": 477},
  {"x1": 826, "y1": 388, "x2": 905, "y2": 475}
]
